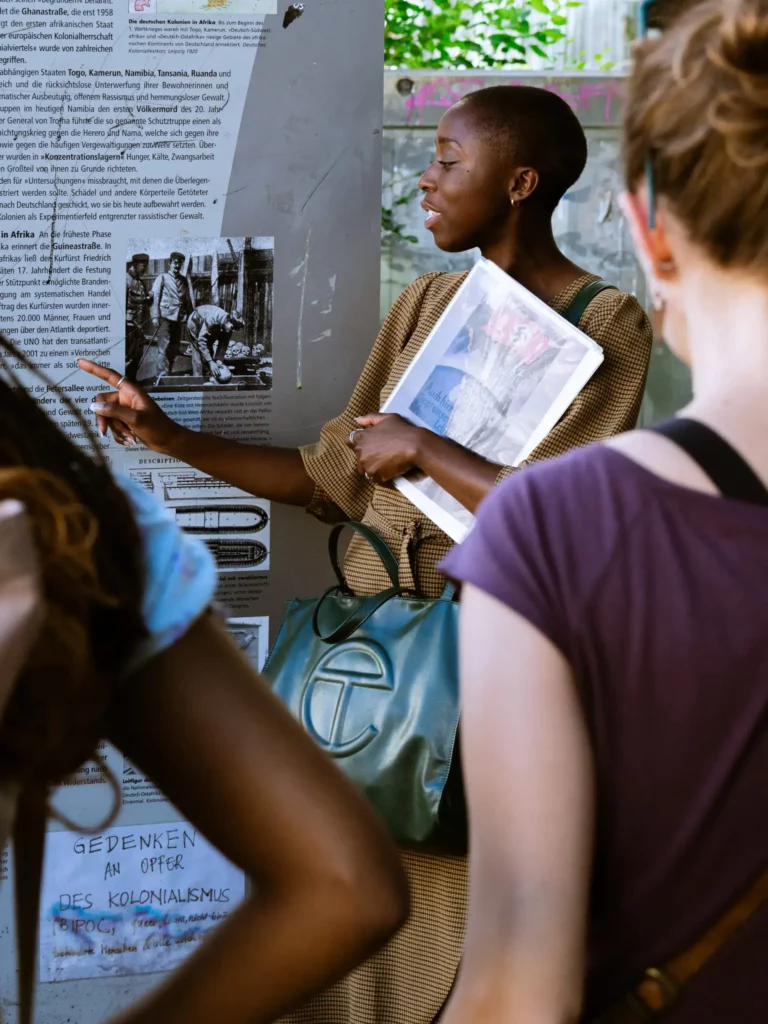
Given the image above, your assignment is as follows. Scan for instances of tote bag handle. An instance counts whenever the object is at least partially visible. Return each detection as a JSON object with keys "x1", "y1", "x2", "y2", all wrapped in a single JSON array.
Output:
[
  {"x1": 313, "y1": 522, "x2": 405, "y2": 644},
  {"x1": 327, "y1": 521, "x2": 401, "y2": 591}
]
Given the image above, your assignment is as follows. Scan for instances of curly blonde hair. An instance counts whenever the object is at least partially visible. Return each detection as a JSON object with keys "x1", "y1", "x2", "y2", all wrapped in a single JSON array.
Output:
[
  {"x1": 624, "y1": 0, "x2": 768, "y2": 269},
  {"x1": 0, "y1": 337, "x2": 145, "y2": 787}
]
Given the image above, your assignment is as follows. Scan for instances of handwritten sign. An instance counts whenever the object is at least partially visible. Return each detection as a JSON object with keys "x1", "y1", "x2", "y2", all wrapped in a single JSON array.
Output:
[{"x1": 39, "y1": 823, "x2": 245, "y2": 982}]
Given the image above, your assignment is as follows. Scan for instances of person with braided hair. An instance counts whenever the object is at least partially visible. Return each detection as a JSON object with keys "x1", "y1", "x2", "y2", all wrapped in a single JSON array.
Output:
[{"x1": 0, "y1": 333, "x2": 408, "y2": 1024}]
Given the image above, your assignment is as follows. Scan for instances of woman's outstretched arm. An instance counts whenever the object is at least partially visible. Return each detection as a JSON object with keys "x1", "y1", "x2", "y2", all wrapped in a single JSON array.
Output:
[
  {"x1": 106, "y1": 614, "x2": 408, "y2": 1024},
  {"x1": 79, "y1": 360, "x2": 314, "y2": 505}
]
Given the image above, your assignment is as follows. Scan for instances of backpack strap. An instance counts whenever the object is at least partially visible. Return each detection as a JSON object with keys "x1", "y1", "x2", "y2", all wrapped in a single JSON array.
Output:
[
  {"x1": 650, "y1": 418, "x2": 768, "y2": 506},
  {"x1": 13, "y1": 785, "x2": 47, "y2": 1024},
  {"x1": 561, "y1": 279, "x2": 616, "y2": 328}
]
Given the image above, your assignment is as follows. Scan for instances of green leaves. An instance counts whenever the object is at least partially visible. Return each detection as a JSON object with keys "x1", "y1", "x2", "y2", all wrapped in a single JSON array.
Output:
[
  {"x1": 384, "y1": 0, "x2": 579, "y2": 70},
  {"x1": 381, "y1": 204, "x2": 419, "y2": 244},
  {"x1": 381, "y1": 183, "x2": 422, "y2": 244},
  {"x1": 381, "y1": 1, "x2": 585, "y2": 243}
]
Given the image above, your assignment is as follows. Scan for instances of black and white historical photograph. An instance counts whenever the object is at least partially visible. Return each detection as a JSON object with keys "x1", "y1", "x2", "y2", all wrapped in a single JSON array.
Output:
[{"x1": 124, "y1": 236, "x2": 274, "y2": 393}]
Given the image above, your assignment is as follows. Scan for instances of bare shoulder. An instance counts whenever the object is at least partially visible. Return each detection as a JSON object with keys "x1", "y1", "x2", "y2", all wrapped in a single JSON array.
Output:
[{"x1": 604, "y1": 430, "x2": 719, "y2": 495}]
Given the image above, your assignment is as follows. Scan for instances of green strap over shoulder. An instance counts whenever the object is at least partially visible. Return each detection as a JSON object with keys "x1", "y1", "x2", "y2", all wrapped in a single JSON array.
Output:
[{"x1": 561, "y1": 279, "x2": 616, "y2": 328}]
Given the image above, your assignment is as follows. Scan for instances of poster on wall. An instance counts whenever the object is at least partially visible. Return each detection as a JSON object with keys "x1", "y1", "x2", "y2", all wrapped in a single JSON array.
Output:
[
  {"x1": 0, "y1": 0, "x2": 387, "y2": 1010},
  {"x1": 38, "y1": 823, "x2": 246, "y2": 982},
  {"x1": 0, "y1": 0, "x2": 283, "y2": 994},
  {"x1": 0, "y1": 0, "x2": 277, "y2": 629}
]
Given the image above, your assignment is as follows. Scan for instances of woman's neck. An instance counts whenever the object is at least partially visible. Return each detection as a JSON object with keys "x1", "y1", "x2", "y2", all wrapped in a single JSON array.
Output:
[
  {"x1": 686, "y1": 273, "x2": 768, "y2": 403},
  {"x1": 680, "y1": 271, "x2": 768, "y2": 470},
  {"x1": 480, "y1": 218, "x2": 587, "y2": 303}
]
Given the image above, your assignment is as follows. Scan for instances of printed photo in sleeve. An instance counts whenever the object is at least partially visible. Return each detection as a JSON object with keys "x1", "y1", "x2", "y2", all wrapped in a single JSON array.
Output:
[{"x1": 125, "y1": 236, "x2": 273, "y2": 394}]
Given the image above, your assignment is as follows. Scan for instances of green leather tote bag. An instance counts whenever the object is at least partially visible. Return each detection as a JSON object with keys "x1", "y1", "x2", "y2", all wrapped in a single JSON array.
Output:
[{"x1": 262, "y1": 521, "x2": 462, "y2": 851}]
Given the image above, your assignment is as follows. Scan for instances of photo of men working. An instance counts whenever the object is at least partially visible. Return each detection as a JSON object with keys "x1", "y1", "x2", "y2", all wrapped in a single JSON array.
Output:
[
  {"x1": 186, "y1": 305, "x2": 246, "y2": 384},
  {"x1": 124, "y1": 237, "x2": 274, "y2": 393}
]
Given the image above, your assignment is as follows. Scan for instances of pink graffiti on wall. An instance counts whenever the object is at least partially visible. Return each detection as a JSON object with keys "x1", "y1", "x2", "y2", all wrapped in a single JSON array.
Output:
[
  {"x1": 404, "y1": 77, "x2": 622, "y2": 125},
  {"x1": 404, "y1": 78, "x2": 486, "y2": 124}
]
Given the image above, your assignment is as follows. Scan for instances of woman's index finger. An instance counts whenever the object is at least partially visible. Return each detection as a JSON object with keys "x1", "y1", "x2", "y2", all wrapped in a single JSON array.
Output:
[{"x1": 77, "y1": 359, "x2": 123, "y2": 387}]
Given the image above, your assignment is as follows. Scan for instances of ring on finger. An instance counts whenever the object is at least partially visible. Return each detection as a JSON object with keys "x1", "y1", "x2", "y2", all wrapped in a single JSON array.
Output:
[
  {"x1": 348, "y1": 428, "x2": 363, "y2": 445},
  {"x1": 115, "y1": 375, "x2": 126, "y2": 390}
]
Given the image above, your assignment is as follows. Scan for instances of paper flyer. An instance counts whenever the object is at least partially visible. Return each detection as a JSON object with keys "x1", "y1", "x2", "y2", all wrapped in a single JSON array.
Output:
[
  {"x1": 382, "y1": 259, "x2": 604, "y2": 541},
  {"x1": 38, "y1": 822, "x2": 246, "y2": 982},
  {"x1": 0, "y1": 0, "x2": 277, "y2": 608}
]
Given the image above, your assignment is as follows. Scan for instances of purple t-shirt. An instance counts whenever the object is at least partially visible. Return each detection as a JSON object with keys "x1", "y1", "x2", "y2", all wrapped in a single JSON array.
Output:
[{"x1": 442, "y1": 445, "x2": 768, "y2": 1022}]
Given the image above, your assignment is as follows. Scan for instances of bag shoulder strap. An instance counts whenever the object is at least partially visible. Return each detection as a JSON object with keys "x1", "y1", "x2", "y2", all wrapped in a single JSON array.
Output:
[
  {"x1": 650, "y1": 418, "x2": 768, "y2": 506},
  {"x1": 561, "y1": 279, "x2": 616, "y2": 328},
  {"x1": 13, "y1": 785, "x2": 47, "y2": 1024},
  {"x1": 596, "y1": 864, "x2": 768, "y2": 1023},
  {"x1": 594, "y1": 419, "x2": 768, "y2": 1023}
]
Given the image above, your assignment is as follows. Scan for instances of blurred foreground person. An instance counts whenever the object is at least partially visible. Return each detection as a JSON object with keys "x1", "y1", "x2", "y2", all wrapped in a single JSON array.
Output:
[
  {"x1": 0, "y1": 334, "x2": 407, "y2": 1024},
  {"x1": 442, "y1": 1, "x2": 768, "y2": 1021}
]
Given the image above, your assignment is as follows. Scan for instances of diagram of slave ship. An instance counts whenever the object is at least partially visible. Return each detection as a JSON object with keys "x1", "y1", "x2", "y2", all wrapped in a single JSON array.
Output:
[
  {"x1": 204, "y1": 539, "x2": 268, "y2": 569},
  {"x1": 159, "y1": 472, "x2": 246, "y2": 501},
  {"x1": 170, "y1": 504, "x2": 269, "y2": 534}
]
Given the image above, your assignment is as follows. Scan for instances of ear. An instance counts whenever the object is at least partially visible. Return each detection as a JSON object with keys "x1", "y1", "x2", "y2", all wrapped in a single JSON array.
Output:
[
  {"x1": 509, "y1": 167, "x2": 539, "y2": 203},
  {"x1": 619, "y1": 190, "x2": 676, "y2": 281}
]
